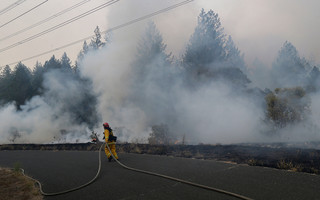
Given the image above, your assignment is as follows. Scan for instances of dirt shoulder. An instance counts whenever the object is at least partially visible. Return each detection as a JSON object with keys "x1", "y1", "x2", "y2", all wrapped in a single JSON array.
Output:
[{"x1": 0, "y1": 167, "x2": 42, "y2": 200}]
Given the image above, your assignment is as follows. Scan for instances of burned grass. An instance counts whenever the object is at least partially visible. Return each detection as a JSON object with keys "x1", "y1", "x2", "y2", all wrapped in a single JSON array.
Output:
[
  {"x1": 1, "y1": 142, "x2": 320, "y2": 175},
  {"x1": 119, "y1": 143, "x2": 320, "y2": 174}
]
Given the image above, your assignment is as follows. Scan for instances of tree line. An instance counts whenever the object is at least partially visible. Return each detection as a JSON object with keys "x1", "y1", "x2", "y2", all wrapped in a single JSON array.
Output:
[
  {"x1": 0, "y1": 26, "x2": 106, "y2": 129},
  {"x1": 1, "y1": 9, "x2": 319, "y2": 142}
]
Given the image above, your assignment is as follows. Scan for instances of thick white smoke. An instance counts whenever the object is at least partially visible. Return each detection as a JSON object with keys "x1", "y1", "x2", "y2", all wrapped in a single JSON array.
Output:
[
  {"x1": 0, "y1": 69, "x2": 94, "y2": 144},
  {"x1": 76, "y1": 23, "x2": 267, "y2": 145},
  {"x1": 79, "y1": 27, "x2": 152, "y2": 142},
  {"x1": 78, "y1": 20, "x2": 320, "y2": 145},
  {"x1": 174, "y1": 82, "x2": 264, "y2": 144},
  {"x1": 1, "y1": 2, "x2": 320, "y2": 145}
]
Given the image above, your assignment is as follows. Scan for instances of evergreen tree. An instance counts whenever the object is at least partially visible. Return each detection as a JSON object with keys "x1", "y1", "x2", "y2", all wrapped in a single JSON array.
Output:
[
  {"x1": 11, "y1": 62, "x2": 33, "y2": 109},
  {"x1": 184, "y1": 9, "x2": 225, "y2": 64},
  {"x1": 0, "y1": 65, "x2": 13, "y2": 104},
  {"x1": 272, "y1": 41, "x2": 309, "y2": 88},
  {"x1": 31, "y1": 61, "x2": 45, "y2": 96},
  {"x1": 104, "y1": 32, "x2": 112, "y2": 47},
  {"x1": 1, "y1": 65, "x2": 12, "y2": 78},
  {"x1": 132, "y1": 21, "x2": 172, "y2": 83},
  {"x1": 76, "y1": 26, "x2": 107, "y2": 65},
  {"x1": 43, "y1": 55, "x2": 62, "y2": 72},
  {"x1": 310, "y1": 66, "x2": 320, "y2": 80},
  {"x1": 43, "y1": 68, "x2": 100, "y2": 129},
  {"x1": 73, "y1": 61, "x2": 80, "y2": 75},
  {"x1": 60, "y1": 52, "x2": 72, "y2": 73},
  {"x1": 183, "y1": 9, "x2": 225, "y2": 77},
  {"x1": 225, "y1": 36, "x2": 246, "y2": 73},
  {"x1": 130, "y1": 21, "x2": 175, "y2": 126},
  {"x1": 183, "y1": 9, "x2": 250, "y2": 88},
  {"x1": 71, "y1": 76, "x2": 100, "y2": 128},
  {"x1": 90, "y1": 26, "x2": 105, "y2": 50},
  {"x1": 307, "y1": 66, "x2": 320, "y2": 92},
  {"x1": 77, "y1": 41, "x2": 89, "y2": 62}
]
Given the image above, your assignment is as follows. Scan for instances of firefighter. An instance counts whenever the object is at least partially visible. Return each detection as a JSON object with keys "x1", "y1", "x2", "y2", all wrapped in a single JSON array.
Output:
[{"x1": 103, "y1": 122, "x2": 118, "y2": 162}]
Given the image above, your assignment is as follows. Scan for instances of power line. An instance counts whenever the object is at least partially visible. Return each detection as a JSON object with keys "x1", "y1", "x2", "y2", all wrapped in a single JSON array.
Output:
[
  {"x1": 0, "y1": 0, "x2": 119, "y2": 53},
  {"x1": 0, "y1": 0, "x2": 26, "y2": 16},
  {"x1": 102, "y1": 0, "x2": 194, "y2": 35},
  {"x1": 0, "y1": 0, "x2": 91, "y2": 42},
  {"x1": 0, "y1": 0, "x2": 49, "y2": 29},
  {"x1": 2, "y1": 0, "x2": 194, "y2": 67}
]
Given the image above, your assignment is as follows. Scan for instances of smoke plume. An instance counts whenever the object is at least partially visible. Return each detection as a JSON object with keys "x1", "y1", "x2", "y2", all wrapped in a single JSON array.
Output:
[{"x1": 1, "y1": 5, "x2": 320, "y2": 145}]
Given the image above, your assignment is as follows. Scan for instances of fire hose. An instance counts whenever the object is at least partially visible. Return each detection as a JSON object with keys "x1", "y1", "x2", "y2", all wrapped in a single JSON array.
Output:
[
  {"x1": 21, "y1": 143, "x2": 104, "y2": 196},
  {"x1": 22, "y1": 142, "x2": 254, "y2": 200}
]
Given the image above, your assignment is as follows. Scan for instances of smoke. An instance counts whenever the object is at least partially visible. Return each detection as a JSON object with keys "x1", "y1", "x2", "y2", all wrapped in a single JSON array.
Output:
[
  {"x1": 74, "y1": 22, "x2": 267, "y2": 145},
  {"x1": 79, "y1": 29, "x2": 153, "y2": 142},
  {"x1": 173, "y1": 82, "x2": 265, "y2": 144},
  {"x1": 77, "y1": 21, "x2": 320, "y2": 145},
  {"x1": 0, "y1": 96, "x2": 91, "y2": 144},
  {"x1": 0, "y1": 68, "x2": 98, "y2": 144},
  {"x1": 1, "y1": 3, "x2": 320, "y2": 145}
]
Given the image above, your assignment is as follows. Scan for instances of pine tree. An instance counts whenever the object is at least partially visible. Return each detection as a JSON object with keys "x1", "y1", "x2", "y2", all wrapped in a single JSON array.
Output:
[
  {"x1": 272, "y1": 41, "x2": 309, "y2": 88},
  {"x1": 43, "y1": 55, "x2": 62, "y2": 71},
  {"x1": 307, "y1": 66, "x2": 320, "y2": 92},
  {"x1": 183, "y1": 9, "x2": 225, "y2": 75},
  {"x1": 76, "y1": 26, "x2": 107, "y2": 65},
  {"x1": 0, "y1": 65, "x2": 13, "y2": 104},
  {"x1": 90, "y1": 26, "x2": 105, "y2": 50},
  {"x1": 225, "y1": 36, "x2": 246, "y2": 73},
  {"x1": 132, "y1": 21, "x2": 171, "y2": 82},
  {"x1": 310, "y1": 66, "x2": 320, "y2": 83},
  {"x1": 77, "y1": 41, "x2": 89, "y2": 62},
  {"x1": 1, "y1": 65, "x2": 12, "y2": 79},
  {"x1": 183, "y1": 9, "x2": 250, "y2": 88},
  {"x1": 129, "y1": 21, "x2": 175, "y2": 126},
  {"x1": 60, "y1": 52, "x2": 72, "y2": 73},
  {"x1": 11, "y1": 62, "x2": 33, "y2": 109},
  {"x1": 31, "y1": 61, "x2": 45, "y2": 96}
]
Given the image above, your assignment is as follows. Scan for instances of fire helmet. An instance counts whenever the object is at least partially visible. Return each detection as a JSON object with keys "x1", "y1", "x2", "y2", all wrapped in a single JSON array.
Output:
[{"x1": 103, "y1": 122, "x2": 109, "y2": 128}]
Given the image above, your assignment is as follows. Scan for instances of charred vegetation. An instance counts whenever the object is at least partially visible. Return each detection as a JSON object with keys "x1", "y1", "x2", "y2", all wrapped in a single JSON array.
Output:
[{"x1": 1, "y1": 142, "x2": 320, "y2": 175}]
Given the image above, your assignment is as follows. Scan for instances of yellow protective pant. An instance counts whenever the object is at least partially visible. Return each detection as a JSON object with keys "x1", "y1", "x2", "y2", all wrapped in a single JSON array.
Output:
[{"x1": 105, "y1": 142, "x2": 118, "y2": 159}]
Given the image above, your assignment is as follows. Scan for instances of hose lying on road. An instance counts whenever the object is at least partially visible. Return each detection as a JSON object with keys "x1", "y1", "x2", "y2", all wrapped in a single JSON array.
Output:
[
  {"x1": 21, "y1": 142, "x2": 253, "y2": 200},
  {"x1": 106, "y1": 143, "x2": 254, "y2": 200},
  {"x1": 22, "y1": 143, "x2": 104, "y2": 196}
]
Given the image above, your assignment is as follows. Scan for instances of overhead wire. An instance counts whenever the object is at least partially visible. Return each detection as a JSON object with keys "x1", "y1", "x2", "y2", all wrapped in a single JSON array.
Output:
[
  {"x1": 0, "y1": 0, "x2": 91, "y2": 42},
  {"x1": 102, "y1": 0, "x2": 194, "y2": 33},
  {"x1": 0, "y1": 0, "x2": 26, "y2": 16},
  {"x1": 2, "y1": 0, "x2": 194, "y2": 67},
  {"x1": 0, "y1": 0, "x2": 49, "y2": 29},
  {"x1": 0, "y1": 0, "x2": 119, "y2": 54},
  {"x1": 4, "y1": 1, "x2": 254, "y2": 198}
]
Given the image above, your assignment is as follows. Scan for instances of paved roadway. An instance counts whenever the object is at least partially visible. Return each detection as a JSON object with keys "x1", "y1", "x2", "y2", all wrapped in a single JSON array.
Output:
[{"x1": 0, "y1": 150, "x2": 319, "y2": 200}]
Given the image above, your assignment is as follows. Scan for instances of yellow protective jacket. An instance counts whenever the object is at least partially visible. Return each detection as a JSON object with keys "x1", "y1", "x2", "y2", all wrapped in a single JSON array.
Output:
[
  {"x1": 104, "y1": 129, "x2": 116, "y2": 145},
  {"x1": 104, "y1": 128, "x2": 118, "y2": 159}
]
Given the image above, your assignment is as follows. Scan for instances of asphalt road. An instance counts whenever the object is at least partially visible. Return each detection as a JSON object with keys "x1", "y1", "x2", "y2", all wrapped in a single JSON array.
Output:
[{"x1": 0, "y1": 150, "x2": 319, "y2": 200}]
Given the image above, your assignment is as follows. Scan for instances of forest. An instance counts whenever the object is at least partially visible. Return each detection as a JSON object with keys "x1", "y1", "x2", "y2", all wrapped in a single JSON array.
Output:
[{"x1": 1, "y1": 9, "x2": 319, "y2": 144}]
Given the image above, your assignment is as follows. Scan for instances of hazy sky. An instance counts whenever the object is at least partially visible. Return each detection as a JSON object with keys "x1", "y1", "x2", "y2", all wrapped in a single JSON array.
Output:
[{"x1": 0, "y1": 0, "x2": 319, "y2": 69}]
